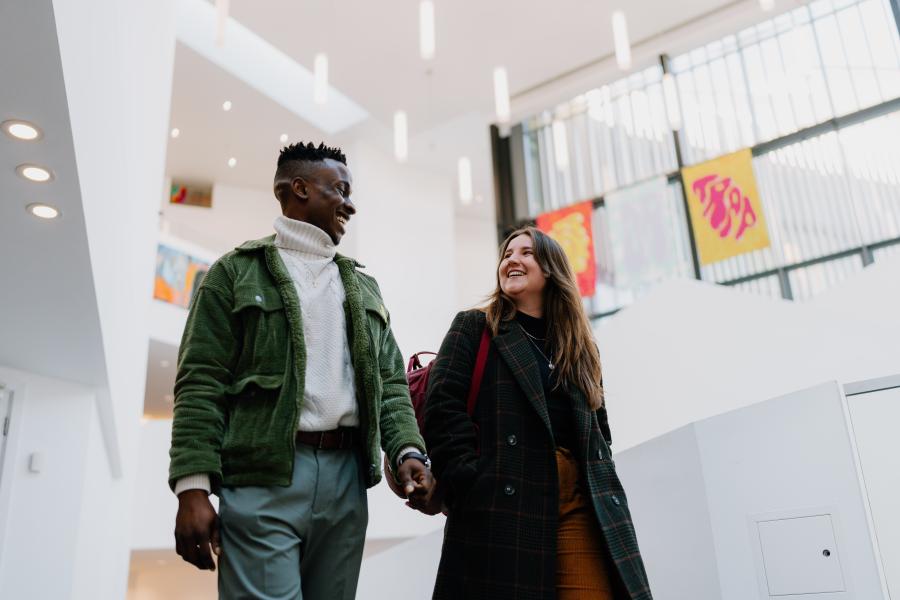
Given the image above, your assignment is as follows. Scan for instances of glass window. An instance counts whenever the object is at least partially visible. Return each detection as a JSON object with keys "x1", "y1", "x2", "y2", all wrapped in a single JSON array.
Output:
[
  {"x1": 728, "y1": 275, "x2": 785, "y2": 299},
  {"x1": 506, "y1": 0, "x2": 900, "y2": 318},
  {"x1": 788, "y1": 254, "x2": 865, "y2": 300}
]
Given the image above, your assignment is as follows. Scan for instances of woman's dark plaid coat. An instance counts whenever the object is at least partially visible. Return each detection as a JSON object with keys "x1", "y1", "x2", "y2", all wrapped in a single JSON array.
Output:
[{"x1": 424, "y1": 310, "x2": 652, "y2": 600}]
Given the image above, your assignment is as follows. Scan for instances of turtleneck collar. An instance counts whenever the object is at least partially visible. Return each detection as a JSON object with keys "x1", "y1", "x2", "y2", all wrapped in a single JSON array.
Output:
[{"x1": 273, "y1": 215, "x2": 336, "y2": 260}]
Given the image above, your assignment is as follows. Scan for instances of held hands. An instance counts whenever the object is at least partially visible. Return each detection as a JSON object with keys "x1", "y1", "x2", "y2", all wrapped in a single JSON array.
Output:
[
  {"x1": 395, "y1": 458, "x2": 439, "y2": 514},
  {"x1": 174, "y1": 489, "x2": 221, "y2": 571}
]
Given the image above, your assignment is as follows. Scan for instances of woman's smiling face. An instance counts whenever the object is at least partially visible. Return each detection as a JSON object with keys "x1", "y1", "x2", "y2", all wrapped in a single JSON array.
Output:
[{"x1": 498, "y1": 233, "x2": 546, "y2": 300}]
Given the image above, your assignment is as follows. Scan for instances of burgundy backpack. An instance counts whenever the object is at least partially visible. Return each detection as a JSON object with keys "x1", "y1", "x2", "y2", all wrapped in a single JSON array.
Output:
[{"x1": 384, "y1": 327, "x2": 490, "y2": 499}]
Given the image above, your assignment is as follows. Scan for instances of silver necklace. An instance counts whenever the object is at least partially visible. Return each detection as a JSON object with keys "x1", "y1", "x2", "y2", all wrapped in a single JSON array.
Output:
[
  {"x1": 520, "y1": 328, "x2": 546, "y2": 342},
  {"x1": 520, "y1": 325, "x2": 554, "y2": 370}
]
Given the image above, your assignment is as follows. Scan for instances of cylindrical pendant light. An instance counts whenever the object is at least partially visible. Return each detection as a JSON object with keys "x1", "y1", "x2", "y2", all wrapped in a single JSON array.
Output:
[
  {"x1": 420, "y1": 1, "x2": 435, "y2": 60},
  {"x1": 458, "y1": 157, "x2": 473, "y2": 204},
  {"x1": 394, "y1": 111, "x2": 408, "y2": 162},
  {"x1": 215, "y1": 0, "x2": 229, "y2": 47},
  {"x1": 612, "y1": 11, "x2": 632, "y2": 71},
  {"x1": 314, "y1": 53, "x2": 328, "y2": 105},
  {"x1": 493, "y1": 67, "x2": 511, "y2": 124}
]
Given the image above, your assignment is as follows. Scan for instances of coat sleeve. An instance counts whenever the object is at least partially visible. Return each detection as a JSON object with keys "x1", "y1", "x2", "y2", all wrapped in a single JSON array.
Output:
[
  {"x1": 168, "y1": 261, "x2": 240, "y2": 492},
  {"x1": 423, "y1": 310, "x2": 483, "y2": 504},
  {"x1": 376, "y1": 312, "x2": 426, "y2": 466}
]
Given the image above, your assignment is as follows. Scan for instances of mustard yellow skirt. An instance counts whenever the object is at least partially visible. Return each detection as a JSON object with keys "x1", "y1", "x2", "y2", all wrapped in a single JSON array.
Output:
[{"x1": 556, "y1": 447, "x2": 617, "y2": 600}]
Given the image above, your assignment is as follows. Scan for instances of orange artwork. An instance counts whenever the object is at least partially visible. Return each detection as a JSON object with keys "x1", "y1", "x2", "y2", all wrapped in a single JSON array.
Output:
[
  {"x1": 153, "y1": 245, "x2": 210, "y2": 308},
  {"x1": 535, "y1": 200, "x2": 597, "y2": 297}
]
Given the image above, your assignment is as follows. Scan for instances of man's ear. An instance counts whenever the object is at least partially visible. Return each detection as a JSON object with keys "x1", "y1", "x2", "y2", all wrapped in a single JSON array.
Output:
[{"x1": 291, "y1": 177, "x2": 309, "y2": 200}]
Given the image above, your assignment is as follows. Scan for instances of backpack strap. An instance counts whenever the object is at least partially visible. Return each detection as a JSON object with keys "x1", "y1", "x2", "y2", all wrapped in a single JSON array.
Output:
[{"x1": 466, "y1": 327, "x2": 490, "y2": 416}]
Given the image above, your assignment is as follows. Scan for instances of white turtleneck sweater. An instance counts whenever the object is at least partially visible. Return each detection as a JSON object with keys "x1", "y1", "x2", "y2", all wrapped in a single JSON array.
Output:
[{"x1": 273, "y1": 215, "x2": 360, "y2": 431}]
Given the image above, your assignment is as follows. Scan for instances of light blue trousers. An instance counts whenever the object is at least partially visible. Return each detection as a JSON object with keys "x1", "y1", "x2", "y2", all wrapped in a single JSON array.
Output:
[{"x1": 217, "y1": 445, "x2": 368, "y2": 600}]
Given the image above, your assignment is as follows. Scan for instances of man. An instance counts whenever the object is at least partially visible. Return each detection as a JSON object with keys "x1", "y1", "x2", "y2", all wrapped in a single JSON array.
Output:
[{"x1": 169, "y1": 142, "x2": 432, "y2": 600}]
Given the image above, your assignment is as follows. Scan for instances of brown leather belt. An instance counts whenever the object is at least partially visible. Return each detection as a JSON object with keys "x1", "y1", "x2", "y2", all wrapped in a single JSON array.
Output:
[{"x1": 295, "y1": 427, "x2": 359, "y2": 450}]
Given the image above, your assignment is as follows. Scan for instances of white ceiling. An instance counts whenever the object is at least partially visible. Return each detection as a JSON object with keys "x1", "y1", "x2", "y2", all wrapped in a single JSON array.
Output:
[
  {"x1": 166, "y1": 0, "x2": 746, "y2": 188},
  {"x1": 0, "y1": 0, "x2": 108, "y2": 386}
]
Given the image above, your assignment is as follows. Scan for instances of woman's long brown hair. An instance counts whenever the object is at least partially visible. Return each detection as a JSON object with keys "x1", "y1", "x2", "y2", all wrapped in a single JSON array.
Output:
[{"x1": 484, "y1": 226, "x2": 604, "y2": 409}]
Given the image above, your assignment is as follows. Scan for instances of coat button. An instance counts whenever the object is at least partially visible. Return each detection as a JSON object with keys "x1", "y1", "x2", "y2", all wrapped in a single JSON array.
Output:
[
  {"x1": 255, "y1": 295, "x2": 263, "y2": 303},
  {"x1": 597, "y1": 449, "x2": 604, "y2": 459},
  {"x1": 506, "y1": 434, "x2": 518, "y2": 446},
  {"x1": 610, "y1": 495, "x2": 621, "y2": 506},
  {"x1": 503, "y1": 484, "x2": 516, "y2": 496}
]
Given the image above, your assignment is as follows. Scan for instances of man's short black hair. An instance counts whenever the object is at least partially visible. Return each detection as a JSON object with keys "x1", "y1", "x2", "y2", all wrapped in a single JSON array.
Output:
[{"x1": 277, "y1": 142, "x2": 346, "y2": 168}]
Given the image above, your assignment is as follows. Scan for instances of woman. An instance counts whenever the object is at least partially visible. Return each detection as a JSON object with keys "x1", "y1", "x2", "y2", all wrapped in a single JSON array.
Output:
[{"x1": 424, "y1": 227, "x2": 652, "y2": 600}]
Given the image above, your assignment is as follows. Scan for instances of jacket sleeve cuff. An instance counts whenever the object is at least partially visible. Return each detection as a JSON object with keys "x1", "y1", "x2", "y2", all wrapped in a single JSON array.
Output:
[
  {"x1": 396, "y1": 445, "x2": 425, "y2": 467},
  {"x1": 174, "y1": 473, "x2": 212, "y2": 496}
]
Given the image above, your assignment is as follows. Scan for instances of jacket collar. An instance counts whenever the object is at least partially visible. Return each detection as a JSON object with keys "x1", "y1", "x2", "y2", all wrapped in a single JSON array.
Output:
[{"x1": 492, "y1": 318, "x2": 553, "y2": 436}]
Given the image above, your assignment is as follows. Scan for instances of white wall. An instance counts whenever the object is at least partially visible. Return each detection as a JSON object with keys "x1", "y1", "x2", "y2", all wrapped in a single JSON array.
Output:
[
  {"x1": 596, "y1": 268, "x2": 900, "y2": 452},
  {"x1": 847, "y1": 385, "x2": 900, "y2": 598},
  {"x1": 0, "y1": 366, "x2": 96, "y2": 599},
  {"x1": 160, "y1": 181, "x2": 281, "y2": 258},
  {"x1": 344, "y1": 139, "x2": 459, "y2": 359},
  {"x1": 454, "y1": 213, "x2": 498, "y2": 310},
  {"x1": 48, "y1": 1, "x2": 176, "y2": 598},
  {"x1": 131, "y1": 421, "x2": 182, "y2": 550}
]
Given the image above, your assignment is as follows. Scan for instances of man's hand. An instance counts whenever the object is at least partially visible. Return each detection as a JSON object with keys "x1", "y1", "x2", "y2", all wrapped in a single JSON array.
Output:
[
  {"x1": 174, "y1": 489, "x2": 221, "y2": 571},
  {"x1": 395, "y1": 459, "x2": 434, "y2": 512}
]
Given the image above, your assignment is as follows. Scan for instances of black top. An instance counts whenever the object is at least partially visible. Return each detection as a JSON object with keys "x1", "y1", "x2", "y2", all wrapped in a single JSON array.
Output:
[{"x1": 514, "y1": 311, "x2": 576, "y2": 451}]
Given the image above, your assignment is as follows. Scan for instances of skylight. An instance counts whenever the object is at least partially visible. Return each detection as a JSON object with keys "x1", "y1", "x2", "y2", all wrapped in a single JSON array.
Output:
[{"x1": 175, "y1": 0, "x2": 369, "y2": 134}]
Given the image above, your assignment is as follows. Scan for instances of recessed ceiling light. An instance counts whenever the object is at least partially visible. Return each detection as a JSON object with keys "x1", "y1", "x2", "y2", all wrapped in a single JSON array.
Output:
[
  {"x1": 280, "y1": 133, "x2": 289, "y2": 143},
  {"x1": 27, "y1": 203, "x2": 60, "y2": 219},
  {"x1": 222, "y1": 100, "x2": 233, "y2": 111},
  {"x1": 493, "y1": 67, "x2": 511, "y2": 124},
  {"x1": 2, "y1": 120, "x2": 42, "y2": 141},
  {"x1": 170, "y1": 127, "x2": 180, "y2": 138},
  {"x1": 227, "y1": 157, "x2": 237, "y2": 168},
  {"x1": 16, "y1": 164, "x2": 53, "y2": 183}
]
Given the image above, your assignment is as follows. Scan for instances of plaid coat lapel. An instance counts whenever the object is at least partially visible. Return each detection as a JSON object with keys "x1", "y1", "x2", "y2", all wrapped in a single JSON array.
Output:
[{"x1": 492, "y1": 319, "x2": 553, "y2": 437}]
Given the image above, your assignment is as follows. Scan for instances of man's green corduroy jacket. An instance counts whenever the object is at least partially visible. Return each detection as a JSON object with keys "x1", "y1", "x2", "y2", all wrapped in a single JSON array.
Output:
[{"x1": 168, "y1": 235, "x2": 425, "y2": 493}]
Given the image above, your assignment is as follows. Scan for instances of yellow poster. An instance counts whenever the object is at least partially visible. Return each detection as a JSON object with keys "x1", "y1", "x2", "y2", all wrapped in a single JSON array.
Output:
[{"x1": 681, "y1": 148, "x2": 770, "y2": 265}]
